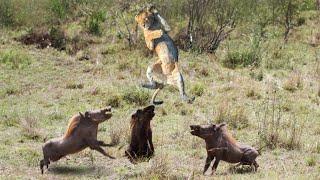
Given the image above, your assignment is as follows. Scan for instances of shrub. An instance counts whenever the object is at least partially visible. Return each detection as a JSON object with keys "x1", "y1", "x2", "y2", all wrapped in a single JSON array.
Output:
[
  {"x1": 145, "y1": 153, "x2": 169, "y2": 179},
  {"x1": 122, "y1": 87, "x2": 150, "y2": 106},
  {"x1": 86, "y1": 10, "x2": 106, "y2": 36},
  {"x1": 283, "y1": 72, "x2": 303, "y2": 92},
  {"x1": 0, "y1": 0, "x2": 15, "y2": 27},
  {"x1": 191, "y1": 83, "x2": 205, "y2": 97},
  {"x1": 214, "y1": 102, "x2": 249, "y2": 130},
  {"x1": 246, "y1": 89, "x2": 261, "y2": 99},
  {"x1": 65, "y1": 83, "x2": 84, "y2": 89},
  {"x1": 256, "y1": 91, "x2": 304, "y2": 150},
  {"x1": 223, "y1": 49, "x2": 260, "y2": 69},
  {"x1": 249, "y1": 70, "x2": 264, "y2": 81},
  {"x1": 20, "y1": 116, "x2": 41, "y2": 140},
  {"x1": 0, "y1": 49, "x2": 31, "y2": 69},
  {"x1": 306, "y1": 156, "x2": 316, "y2": 166},
  {"x1": 106, "y1": 94, "x2": 122, "y2": 108},
  {"x1": 49, "y1": 0, "x2": 71, "y2": 21},
  {"x1": 49, "y1": 26, "x2": 67, "y2": 50}
]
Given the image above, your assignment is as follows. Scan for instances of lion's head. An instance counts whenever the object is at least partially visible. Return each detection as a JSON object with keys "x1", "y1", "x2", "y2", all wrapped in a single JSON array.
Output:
[{"x1": 135, "y1": 5, "x2": 171, "y2": 31}]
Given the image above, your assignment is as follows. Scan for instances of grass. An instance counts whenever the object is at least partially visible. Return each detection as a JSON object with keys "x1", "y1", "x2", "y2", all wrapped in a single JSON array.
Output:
[{"x1": 0, "y1": 8, "x2": 319, "y2": 180}]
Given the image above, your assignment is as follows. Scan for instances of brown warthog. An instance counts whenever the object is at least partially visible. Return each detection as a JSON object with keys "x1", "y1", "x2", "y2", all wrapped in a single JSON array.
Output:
[
  {"x1": 190, "y1": 123, "x2": 259, "y2": 175},
  {"x1": 40, "y1": 107, "x2": 115, "y2": 174},
  {"x1": 125, "y1": 105, "x2": 155, "y2": 163}
]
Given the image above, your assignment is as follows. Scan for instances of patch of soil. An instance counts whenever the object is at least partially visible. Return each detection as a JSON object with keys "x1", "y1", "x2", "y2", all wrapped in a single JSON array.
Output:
[
  {"x1": 17, "y1": 27, "x2": 66, "y2": 50},
  {"x1": 17, "y1": 27, "x2": 94, "y2": 55}
]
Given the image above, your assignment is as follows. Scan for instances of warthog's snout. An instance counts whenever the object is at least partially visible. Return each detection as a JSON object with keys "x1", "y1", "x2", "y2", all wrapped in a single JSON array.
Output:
[
  {"x1": 190, "y1": 125, "x2": 200, "y2": 135},
  {"x1": 144, "y1": 105, "x2": 155, "y2": 118},
  {"x1": 102, "y1": 106, "x2": 112, "y2": 113}
]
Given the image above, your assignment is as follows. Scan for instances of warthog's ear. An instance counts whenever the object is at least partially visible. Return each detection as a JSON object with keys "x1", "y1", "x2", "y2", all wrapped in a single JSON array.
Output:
[
  {"x1": 211, "y1": 124, "x2": 217, "y2": 131},
  {"x1": 216, "y1": 123, "x2": 226, "y2": 131},
  {"x1": 85, "y1": 111, "x2": 90, "y2": 118},
  {"x1": 79, "y1": 112, "x2": 85, "y2": 119},
  {"x1": 131, "y1": 113, "x2": 137, "y2": 119}
]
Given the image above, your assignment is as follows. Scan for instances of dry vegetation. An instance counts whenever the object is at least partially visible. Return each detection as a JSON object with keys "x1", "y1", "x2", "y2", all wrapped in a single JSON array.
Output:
[{"x1": 0, "y1": 0, "x2": 319, "y2": 179}]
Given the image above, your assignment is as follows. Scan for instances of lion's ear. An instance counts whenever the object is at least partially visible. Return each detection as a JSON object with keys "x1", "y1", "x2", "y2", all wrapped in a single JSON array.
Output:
[
  {"x1": 147, "y1": 4, "x2": 158, "y2": 14},
  {"x1": 155, "y1": 14, "x2": 171, "y2": 32}
]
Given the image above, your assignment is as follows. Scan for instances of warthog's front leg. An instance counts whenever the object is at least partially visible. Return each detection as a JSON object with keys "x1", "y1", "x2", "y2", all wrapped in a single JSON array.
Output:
[
  {"x1": 86, "y1": 139, "x2": 115, "y2": 159},
  {"x1": 211, "y1": 158, "x2": 220, "y2": 175},
  {"x1": 203, "y1": 156, "x2": 214, "y2": 175}
]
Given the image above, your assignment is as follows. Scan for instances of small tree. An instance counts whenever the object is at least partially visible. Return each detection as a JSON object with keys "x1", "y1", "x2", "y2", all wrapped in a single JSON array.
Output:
[
  {"x1": 275, "y1": 0, "x2": 300, "y2": 42},
  {"x1": 184, "y1": 0, "x2": 238, "y2": 53}
]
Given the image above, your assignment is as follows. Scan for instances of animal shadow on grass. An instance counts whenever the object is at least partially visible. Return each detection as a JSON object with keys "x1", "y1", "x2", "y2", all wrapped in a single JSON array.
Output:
[
  {"x1": 228, "y1": 165, "x2": 256, "y2": 174},
  {"x1": 48, "y1": 165, "x2": 98, "y2": 175}
]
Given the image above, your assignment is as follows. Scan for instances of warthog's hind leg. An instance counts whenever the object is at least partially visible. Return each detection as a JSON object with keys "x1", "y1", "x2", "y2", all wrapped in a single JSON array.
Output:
[{"x1": 40, "y1": 158, "x2": 50, "y2": 174}]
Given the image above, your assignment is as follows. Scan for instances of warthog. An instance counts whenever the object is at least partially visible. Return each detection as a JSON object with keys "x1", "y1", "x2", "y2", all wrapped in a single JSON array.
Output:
[
  {"x1": 190, "y1": 123, "x2": 259, "y2": 175},
  {"x1": 40, "y1": 107, "x2": 115, "y2": 174},
  {"x1": 125, "y1": 105, "x2": 155, "y2": 163}
]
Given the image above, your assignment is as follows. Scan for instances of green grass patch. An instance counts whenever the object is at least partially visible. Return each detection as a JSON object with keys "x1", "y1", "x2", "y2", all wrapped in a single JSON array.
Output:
[{"x1": 0, "y1": 49, "x2": 32, "y2": 69}]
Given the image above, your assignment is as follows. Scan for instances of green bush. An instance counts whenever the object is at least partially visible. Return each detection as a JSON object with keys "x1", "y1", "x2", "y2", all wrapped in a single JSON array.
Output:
[
  {"x1": 223, "y1": 49, "x2": 260, "y2": 69},
  {"x1": 122, "y1": 87, "x2": 150, "y2": 106},
  {"x1": 49, "y1": 0, "x2": 71, "y2": 21},
  {"x1": 191, "y1": 83, "x2": 205, "y2": 97},
  {"x1": 0, "y1": 1, "x2": 15, "y2": 27},
  {"x1": 0, "y1": 49, "x2": 32, "y2": 69},
  {"x1": 86, "y1": 10, "x2": 106, "y2": 36}
]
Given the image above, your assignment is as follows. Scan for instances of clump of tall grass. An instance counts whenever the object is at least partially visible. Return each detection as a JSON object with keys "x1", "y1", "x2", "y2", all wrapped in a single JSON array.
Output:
[
  {"x1": 256, "y1": 90, "x2": 304, "y2": 150},
  {"x1": 223, "y1": 49, "x2": 260, "y2": 69},
  {"x1": 85, "y1": 10, "x2": 106, "y2": 36},
  {"x1": 283, "y1": 72, "x2": 303, "y2": 92},
  {"x1": 191, "y1": 83, "x2": 205, "y2": 97},
  {"x1": 0, "y1": 1, "x2": 15, "y2": 27},
  {"x1": 214, "y1": 101, "x2": 249, "y2": 130},
  {"x1": 144, "y1": 153, "x2": 170, "y2": 179},
  {"x1": 122, "y1": 87, "x2": 150, "y2": 106},
  {"x1": 0, "y1": 49, "x2": 32, "y2": 69},
  {"x1": 20, "y1": 116, "x2": 41, "y2": 140}
]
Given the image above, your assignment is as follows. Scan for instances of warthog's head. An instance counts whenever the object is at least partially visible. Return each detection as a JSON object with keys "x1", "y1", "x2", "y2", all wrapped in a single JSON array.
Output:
[
  {"x1": 131, "y1": 105, "x2": 155, "y2": 122},
  {"x1": 79, "y1": 106, "x2": 112, "y2": 123},
  {"x1": 190, "y1": 123, "x2": 226, "y2": 139}
]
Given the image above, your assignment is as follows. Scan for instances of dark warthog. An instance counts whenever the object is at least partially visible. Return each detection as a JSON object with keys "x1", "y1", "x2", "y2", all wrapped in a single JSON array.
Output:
[
  {"x1": 125, "y1": 105, "x2": 155, "y2": 163},
  {"x1": 40, "y1": 107, "x2": 115, "y2": 174},
  {"x1": 190, "y1": 123, "x2": 259, "y2": 175}
]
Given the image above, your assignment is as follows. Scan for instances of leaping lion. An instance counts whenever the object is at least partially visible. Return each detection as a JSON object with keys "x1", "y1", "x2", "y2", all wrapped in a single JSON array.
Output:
[{"x1": 135, "y1": 5, "x2": 195, "y2": 105}]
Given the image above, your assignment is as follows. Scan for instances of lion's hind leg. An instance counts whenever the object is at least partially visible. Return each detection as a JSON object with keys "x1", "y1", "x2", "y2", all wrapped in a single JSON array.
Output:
[
  {"x1": 168, "y1": 69, "x2": 195, "y2": 104},
  {"x1": 142, "y1": 61, "x2": 164, "y2": 90}
]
